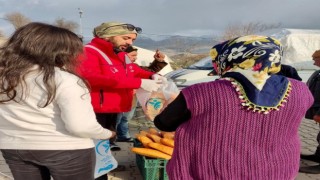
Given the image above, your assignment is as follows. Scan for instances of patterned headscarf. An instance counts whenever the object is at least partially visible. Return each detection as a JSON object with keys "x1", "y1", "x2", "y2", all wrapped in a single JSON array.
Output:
[{"x1": 210, "y1": 35, "x2": 291, "y2": 114}]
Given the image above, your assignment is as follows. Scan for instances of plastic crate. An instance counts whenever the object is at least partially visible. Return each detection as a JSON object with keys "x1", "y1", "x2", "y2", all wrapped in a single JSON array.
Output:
[{"x1": 134, "y1": 139, "x2": 168, "y2": 180}]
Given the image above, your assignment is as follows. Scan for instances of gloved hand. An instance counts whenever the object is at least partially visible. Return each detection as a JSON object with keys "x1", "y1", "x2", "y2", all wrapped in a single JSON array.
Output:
[
  {"x1": 152, "y1": 74, "x2": 161, "y2": 81},
  {"x1": 140, "y1": 79, "x2": 162, "y2": 92},
  {"x1": 152, "y1": 74, "x2": 168, "y2": 84}
]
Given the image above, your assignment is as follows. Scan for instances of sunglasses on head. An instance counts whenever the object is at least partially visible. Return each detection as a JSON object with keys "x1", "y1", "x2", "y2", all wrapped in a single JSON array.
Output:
[{"x1": 104, "y1": 24, "x2": 142, "y2": 34}]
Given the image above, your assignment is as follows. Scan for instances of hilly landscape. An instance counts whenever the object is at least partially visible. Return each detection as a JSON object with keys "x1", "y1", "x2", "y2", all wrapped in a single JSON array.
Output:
[
  {"x1": 82, "y1": 34, "x2": 219, "y2": 69},
  {"x1": 134, "y1": 35, "x2": 219, "y2": 69},
  {"x1": 134, "y1": 34, "x2": 217, "y2": 55}
]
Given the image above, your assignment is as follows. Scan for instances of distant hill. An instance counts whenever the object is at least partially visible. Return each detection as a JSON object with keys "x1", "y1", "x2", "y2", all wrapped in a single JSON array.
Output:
[
  {"x1": 134, "y1": 35, "x2": 218, "y2": 55},
  {"x1": 82, "y1": 35, "x2": 218, "y2": 63}
]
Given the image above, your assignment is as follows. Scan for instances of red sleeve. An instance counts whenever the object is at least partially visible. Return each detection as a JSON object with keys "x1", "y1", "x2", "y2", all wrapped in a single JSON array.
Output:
[
  {"x1": 117, "y1": 52, "x2": 155, "y2": 79},
  {"x1": 132, "y1": 63, "x2": 155, "y2": 78}
]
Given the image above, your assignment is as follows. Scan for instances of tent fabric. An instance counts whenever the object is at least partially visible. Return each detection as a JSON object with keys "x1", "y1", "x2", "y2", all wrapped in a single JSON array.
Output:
[
  {"x1": 133, "y1": 46, "x2": 174, "y2": 75},
  {"x1": 259, "y1": 28, "x2": 320, "y2": 65}
]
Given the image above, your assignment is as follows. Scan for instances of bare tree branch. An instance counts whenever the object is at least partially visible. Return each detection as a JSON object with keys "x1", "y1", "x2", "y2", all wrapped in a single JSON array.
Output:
[
  {"x1": 4, "y1": 12, "x2": 31, "y2": 29},
  {"x1": 221, "y1": 22, "x2": 282, "y2": 41},
  {"x1": 0, "y1": 30, "x2": 4, "y2": 38},
  {"x1": 53, "y1": 18, "x2": 79, "y2": 33}
]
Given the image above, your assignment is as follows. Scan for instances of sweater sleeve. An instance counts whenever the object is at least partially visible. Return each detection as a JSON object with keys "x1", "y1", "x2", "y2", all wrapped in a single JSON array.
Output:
[
  {"x1": 154, "y1": 92, "x2": 191, "y2": 131},
  {"x1": 141, "y1": 60, "x2": 168, "y2": 73},
  {"x1": 56, "y1": 74, "x2": 113, "y2": 140}
]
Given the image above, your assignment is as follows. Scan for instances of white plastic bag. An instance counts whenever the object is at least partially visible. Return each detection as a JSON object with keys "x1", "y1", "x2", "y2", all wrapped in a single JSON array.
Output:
[
  {"x1": 161, "y1": 80, "x2": 180, "y2": 103},
  {"x1": 94, "y1": 139, "x2": 118, "y2": 178},
  {"x1": 136, "y1": 80, "x2": 180, "y2": 121}
]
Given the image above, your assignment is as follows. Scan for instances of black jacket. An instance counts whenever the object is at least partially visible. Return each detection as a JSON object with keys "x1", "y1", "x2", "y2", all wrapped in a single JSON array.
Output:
[
  {"x1": 277, "y1": 64, "x2": 302, "y2": 81},
  {"x1": 305, "y1": 70, "x2": 320, "y2": 119}
]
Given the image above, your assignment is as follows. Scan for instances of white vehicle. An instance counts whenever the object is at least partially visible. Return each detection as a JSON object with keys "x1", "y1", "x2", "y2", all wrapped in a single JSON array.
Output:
[
  {"x1": 164, "y1": 56, "x2": 218, "y2": 88},
  {"x1": 165, "y1": 28, "x2": 320, "y2": 88},
  {"x1": 165, "y1": 56, "x2": 317, "y2": 88}
]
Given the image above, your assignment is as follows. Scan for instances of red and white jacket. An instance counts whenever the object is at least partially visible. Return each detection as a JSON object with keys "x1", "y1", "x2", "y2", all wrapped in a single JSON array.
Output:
[{"x1": 78, "y1": 37, "x2": 154, "y2": 113}]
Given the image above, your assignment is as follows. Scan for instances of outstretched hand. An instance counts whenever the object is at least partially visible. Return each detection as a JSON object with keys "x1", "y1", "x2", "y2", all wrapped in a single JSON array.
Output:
[
  {"x1": 313, "y1": 115, "x2": 320, "y2": 123},
  {"x1": 154, "y1": 49, "x2": 165, "y2": 62}
]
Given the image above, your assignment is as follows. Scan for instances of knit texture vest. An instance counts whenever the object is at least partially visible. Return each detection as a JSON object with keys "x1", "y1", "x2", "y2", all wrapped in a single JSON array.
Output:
[{"x1": 166, "y1": 79, "x2": 313, "y2": 180}]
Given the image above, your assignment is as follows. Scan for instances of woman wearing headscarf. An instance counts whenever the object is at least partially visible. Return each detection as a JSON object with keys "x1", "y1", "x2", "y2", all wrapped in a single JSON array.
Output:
[{"x1": 154, "y1": 35, "x2": 313, "y2": 180}]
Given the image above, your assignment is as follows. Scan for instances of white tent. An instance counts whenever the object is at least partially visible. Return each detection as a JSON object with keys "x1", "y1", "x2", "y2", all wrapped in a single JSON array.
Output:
[
  {"x1": 259, "y1": 28, "x2": 320, "y2": 66},
  {"x1": 133, "y1": 46, "x2": 174, "y2": 75}
]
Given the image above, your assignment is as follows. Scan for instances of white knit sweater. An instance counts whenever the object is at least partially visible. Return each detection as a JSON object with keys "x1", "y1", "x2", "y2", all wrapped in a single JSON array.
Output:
[{"x1": 0, "y1": 67, "x2": 113, "y2": 150}]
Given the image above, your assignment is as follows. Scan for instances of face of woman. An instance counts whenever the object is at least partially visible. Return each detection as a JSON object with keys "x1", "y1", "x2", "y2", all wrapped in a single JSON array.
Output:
[
  {"x1": 127, "y1": 51, "x2": 138, "y2": 62},
  {"x1": 313, "y1": 57, "x2": 320, "y2": 67}
]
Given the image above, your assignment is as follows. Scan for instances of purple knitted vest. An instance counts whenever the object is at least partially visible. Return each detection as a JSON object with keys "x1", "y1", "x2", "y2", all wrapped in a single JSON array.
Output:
[{"x1": 166, "y1": 79, "x2": 313, "y2": 180}]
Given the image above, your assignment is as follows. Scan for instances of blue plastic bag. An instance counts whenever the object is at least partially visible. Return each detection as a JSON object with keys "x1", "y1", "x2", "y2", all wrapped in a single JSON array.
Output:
[{"x1": 94, "y1": 139, "x2": 118, "y2": 178}]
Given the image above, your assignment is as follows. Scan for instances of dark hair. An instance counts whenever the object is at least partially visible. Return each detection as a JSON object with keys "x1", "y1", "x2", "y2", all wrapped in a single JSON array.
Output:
[
  {"x1": 0, "y1": 22, "x2": 86, "y2": 107},
  {"x1": 125, "y1": 46, "x2": 138, "y2": 53}
]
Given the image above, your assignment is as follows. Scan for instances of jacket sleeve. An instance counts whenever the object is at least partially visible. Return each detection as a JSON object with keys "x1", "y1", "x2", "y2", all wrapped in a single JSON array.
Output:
[
  {"x1": 132, "y1": 63, "x2": 155, "y2": 79},
  {"x1": 117, "y1": 52, "x2": 155, "y2": 80},
  {"x1": 154, "y1": 92, "x2": 191, "y2": 132},
  {"x1": 56, "y1": 75, "x2": 113, "y2": 140},
  {"x1": 78, "y1": 50, "x2": 142, "y2": 89},
  {"x1": 141, "y1": 60, "x2": 168, "y2": 73}
]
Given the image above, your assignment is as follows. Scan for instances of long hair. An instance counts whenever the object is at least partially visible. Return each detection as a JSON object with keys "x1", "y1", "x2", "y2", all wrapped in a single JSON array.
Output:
[{"x1": 0, "y1": 22, "x2": 86, "y2": 107}]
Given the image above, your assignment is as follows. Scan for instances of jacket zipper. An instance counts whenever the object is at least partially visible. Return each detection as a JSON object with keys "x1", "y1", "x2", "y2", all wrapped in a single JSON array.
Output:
[
  {"x1": 99, "y1": 55, "x2": 130, "y2": 109},
  {"x1": 100, "y1": 89, "x2": 104, "y2": 108}
]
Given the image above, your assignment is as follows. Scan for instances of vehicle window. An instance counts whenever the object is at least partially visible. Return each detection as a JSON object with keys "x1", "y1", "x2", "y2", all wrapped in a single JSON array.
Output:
[{"x1": 187, "y1": 56, "x2": 213, "y2": 70}]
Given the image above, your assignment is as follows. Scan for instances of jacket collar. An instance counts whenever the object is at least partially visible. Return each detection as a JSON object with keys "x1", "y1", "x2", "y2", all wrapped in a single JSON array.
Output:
[{"x1": 88, "y1": 37, "x2": 123, "y2": 62}]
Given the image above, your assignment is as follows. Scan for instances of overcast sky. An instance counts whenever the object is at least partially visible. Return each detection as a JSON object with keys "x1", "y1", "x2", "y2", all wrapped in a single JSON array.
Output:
[{"x1": 0, "y1": 0, "x2": 319, "y2": 40}]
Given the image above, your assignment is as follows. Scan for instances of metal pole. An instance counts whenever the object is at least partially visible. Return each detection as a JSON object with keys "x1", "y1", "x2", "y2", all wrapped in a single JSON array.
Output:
[
  {"x1": 0, "y1": 17, "x2": 8, "y2": 21},
  {"x1": 78, "y1": 8, "x2": 83, "y2": 38}
]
